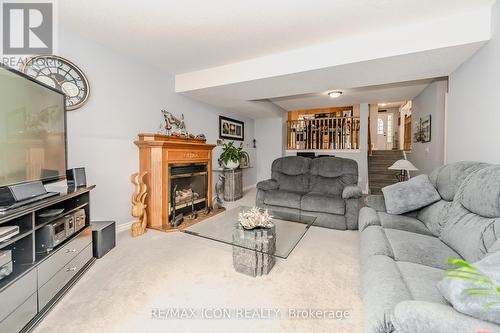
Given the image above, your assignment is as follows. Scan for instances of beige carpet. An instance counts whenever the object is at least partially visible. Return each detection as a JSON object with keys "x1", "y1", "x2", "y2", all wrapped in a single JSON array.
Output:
[{"x1": 33, "y1": 189, "x2": 363, "y2": 333}]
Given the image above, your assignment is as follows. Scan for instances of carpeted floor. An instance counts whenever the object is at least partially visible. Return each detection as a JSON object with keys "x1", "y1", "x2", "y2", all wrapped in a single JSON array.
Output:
[{"x1": 33, "y1": 188, "x2": 363, "y2": 333}]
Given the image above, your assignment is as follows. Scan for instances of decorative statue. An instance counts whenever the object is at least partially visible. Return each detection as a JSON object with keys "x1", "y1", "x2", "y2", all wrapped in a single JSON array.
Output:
[
  {"x1": 213, "y1": 174, "x2": 224, "y2": 209},
  {"x1": 130, "y1": 172, "x2": 148, "y2": 237},
  {"x1": 238, "y1": 207, "x2": 274, "y2": 230},
  {"x1": 161, "y1": 110, "x2": 187, "y2": 136}
]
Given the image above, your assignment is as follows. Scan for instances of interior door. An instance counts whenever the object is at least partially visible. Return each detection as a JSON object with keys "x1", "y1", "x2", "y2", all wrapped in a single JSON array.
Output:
[{"x1": 375, "y1": 114, "x2": 394, "y2": 150}]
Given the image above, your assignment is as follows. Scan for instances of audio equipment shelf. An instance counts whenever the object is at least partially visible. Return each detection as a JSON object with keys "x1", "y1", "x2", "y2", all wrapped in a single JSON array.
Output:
[{"x1": 0, "y1": 185, "x2": 95, "y2": 333}]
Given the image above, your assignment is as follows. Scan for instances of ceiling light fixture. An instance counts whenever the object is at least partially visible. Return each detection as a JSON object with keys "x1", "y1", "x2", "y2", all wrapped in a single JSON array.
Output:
[
  {"x1": 380, "y1": 103, "x2": 387, "y2": 106},
  {"x1": 328, "y1": 91, "x2": 342, "y2": 99}
]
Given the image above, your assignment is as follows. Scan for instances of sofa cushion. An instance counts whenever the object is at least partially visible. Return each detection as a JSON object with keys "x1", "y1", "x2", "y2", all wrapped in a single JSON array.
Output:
[
  {"x1": 263, "y1": 189, "x2": 302, "y2": 210},
  {"x1": 382, "y1": 175, "x2": 441, "y2": 214},
  {"x1": 430, "y1": 161, "x2": 488, "y2": 201},
  {"x1": 361, "y1": 255, "x2": 412, "y2": 333},
  {"x1": 417, "y1": 199, "x2": 454, "y2": 237},
  {"x1": 459, "y1": 165, "x2": 500, "y2": 218},
  {"x1": 397, "y1": 262, "x2": 447, "y2": 304},
  {"x1": 440, "y1": 206, "x2": 500, "y2": 262},
  {"x1": 309, "y1": 157, "x2": 358, "y2": 196},
  {"x1": 385, "y1": 229, "x2": 460, "y2": 270},
  {"x1": 300, "y1": 192, "x2": 345, "y2": 215},
  {"x1": 271, "y1": 156, "x2": 310, "y2": 193},
  {"x1": 360, "y1": 226, "x2": 394, "y2": 264},
  {"x1": 438, "y1": 251, "x2": 500, "y2": 325},
  {"x1": 440, "y1": 166, "x2": 500, "y2": 262},
  {"x1": 378, "y1": 212, "x2": 434, "y2": 236}
]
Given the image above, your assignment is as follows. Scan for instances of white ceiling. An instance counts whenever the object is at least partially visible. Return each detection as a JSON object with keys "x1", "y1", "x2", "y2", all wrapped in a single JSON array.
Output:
[
  {"x1": 269, "y1": 80, "x2": 437, "y2": 111},
  {"x1": 59, "y1": 0, "x2": 495, "y2": 74}
]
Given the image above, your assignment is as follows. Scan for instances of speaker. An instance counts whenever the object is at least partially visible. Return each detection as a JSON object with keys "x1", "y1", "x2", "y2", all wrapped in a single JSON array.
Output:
[
  {"x1": 66, "y1": 168, "x2": 87, "y2": 188},
  {"x1": 0, "y1": 181, "x2": 47, "y2": 206},
  {"x1": 91, "y1": 221, "x2": 116, "y2": 259}
]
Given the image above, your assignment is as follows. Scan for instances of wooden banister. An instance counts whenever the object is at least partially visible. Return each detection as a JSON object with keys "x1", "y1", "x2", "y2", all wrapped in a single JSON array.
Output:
[{"x1": 287, "y1": 116, "x2": 360, "y2": 151}]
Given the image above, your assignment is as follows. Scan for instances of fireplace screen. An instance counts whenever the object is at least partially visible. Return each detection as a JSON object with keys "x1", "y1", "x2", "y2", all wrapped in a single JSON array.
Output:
[{"x1": 169, "y1": 163, "x2": 208, "y2": 216}]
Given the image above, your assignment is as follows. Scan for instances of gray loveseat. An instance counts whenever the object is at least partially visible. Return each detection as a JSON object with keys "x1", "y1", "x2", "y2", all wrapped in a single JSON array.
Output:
[
  {"x1": 359, "y1": 161, "x2": 500, "y2": 333},
  {"x1": 256, "y1": 156, "x2": 362, "y2": 230}
]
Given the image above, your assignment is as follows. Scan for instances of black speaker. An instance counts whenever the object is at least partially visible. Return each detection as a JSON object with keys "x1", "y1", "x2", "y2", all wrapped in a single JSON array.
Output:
[
  {"x1": 91, "y1": 221, "x2": 116, "y2": 259},
  {"x1": 0, "y1": 181, "x2": 47, "y2": 206},
  {"x1": 66, "y1": 168, "x2": 87, "y2": 188}
]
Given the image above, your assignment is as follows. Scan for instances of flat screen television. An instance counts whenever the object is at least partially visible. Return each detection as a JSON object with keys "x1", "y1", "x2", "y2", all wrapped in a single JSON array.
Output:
[{"x1": 0, "y1": 65, "x2": 67, "y2": 188}]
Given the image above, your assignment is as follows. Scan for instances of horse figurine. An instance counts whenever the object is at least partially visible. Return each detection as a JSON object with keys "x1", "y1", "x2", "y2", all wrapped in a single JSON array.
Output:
[{"x1": 161, "y1": 110, "x2": 187, "y2": 136}]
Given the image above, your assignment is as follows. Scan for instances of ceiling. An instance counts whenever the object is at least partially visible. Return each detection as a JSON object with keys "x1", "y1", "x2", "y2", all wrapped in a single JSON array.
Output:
[
  {"x1": 59, "y1": 0, "x2": 495, "y2": 74},
  {"x1": 269, "y1": 79, "x2": 437, "y2": 111}
]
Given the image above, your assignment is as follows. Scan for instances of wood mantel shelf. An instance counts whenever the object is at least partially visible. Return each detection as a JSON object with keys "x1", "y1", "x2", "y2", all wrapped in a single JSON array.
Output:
[{"x1": 135, "y1": 133, "x2": 217, "y2": 232}]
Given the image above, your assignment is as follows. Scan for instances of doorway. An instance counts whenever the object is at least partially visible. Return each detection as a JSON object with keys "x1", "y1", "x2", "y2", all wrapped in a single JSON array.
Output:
[{"x1": 375, "y1": 113, "x2": 394, "y2": 150}]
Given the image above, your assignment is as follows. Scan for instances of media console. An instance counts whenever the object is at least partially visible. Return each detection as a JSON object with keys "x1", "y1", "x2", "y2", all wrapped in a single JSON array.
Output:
[{"x1": 0, "y1": 185, "x2": 95, "y2": 332}]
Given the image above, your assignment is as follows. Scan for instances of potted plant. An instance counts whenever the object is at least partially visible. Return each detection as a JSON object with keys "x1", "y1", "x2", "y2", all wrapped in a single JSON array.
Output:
[{"x1": 220, "y1": 142, "x2": 244, "y2": 169}]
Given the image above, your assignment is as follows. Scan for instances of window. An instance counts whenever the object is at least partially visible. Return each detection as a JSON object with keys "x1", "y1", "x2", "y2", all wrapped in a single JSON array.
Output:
[
  {"x1": 387, "y1": 114, "x2": 393, "y2": 143},
  {"x1": 377, "y1": 118, "x2": 384, "y2": 135}
]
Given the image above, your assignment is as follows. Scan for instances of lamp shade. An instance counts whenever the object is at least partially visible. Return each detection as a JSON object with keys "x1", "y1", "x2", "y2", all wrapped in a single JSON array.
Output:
[{"x1": 388, "y1": 159, "x2": 418, "y2": 171}]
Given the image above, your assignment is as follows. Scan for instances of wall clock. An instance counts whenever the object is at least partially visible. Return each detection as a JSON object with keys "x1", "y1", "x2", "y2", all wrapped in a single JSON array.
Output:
[{"x1": 20, "y1": 55, "x2": 90, "y2": 111}]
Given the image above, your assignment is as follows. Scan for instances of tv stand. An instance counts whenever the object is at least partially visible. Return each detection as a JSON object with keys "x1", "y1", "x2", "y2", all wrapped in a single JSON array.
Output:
[
  {"x1": 0, "y1": 192, "x2": 59, "y2": 212},
  {"x1": 0, "y1": 185, "x2": 95, "y2": 333}
]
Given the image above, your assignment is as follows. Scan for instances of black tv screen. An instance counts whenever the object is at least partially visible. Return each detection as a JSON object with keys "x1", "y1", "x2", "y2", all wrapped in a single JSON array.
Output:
[{"x1": 0, "y1": 65, "x2": 66, "y2": 187}]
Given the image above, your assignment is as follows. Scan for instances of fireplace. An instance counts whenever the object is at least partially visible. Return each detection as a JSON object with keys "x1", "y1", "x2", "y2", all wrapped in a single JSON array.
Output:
[
  {"x1": 135, "y1": 133, "x2": 221, "y2": 232},
  {"x1": 169, "y1": 163, "x2": 208, "y2": 219}
]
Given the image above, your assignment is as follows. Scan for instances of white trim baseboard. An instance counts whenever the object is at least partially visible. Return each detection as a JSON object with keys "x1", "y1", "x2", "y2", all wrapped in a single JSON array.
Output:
[
  {"x1": 243, "y1": 184, "x2": 256, "y2": 192},
  {"x1": 116, "y1": 220, "x2": 133, "y2": 233}
]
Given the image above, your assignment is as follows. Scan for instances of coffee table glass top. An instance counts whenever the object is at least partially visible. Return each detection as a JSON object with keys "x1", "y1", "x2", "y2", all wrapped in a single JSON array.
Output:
[{"x1": 181, "y1": 206, "x2": 317, "y2": 259}]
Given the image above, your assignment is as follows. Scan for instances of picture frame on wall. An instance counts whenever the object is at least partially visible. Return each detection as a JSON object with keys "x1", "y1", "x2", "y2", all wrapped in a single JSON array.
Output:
[
  {"x1": 420, "y1": 115, "x2": 432, "y2": 143},
  {"x1": 219, "y1": 116, "x2": 244, "y2": 141}
]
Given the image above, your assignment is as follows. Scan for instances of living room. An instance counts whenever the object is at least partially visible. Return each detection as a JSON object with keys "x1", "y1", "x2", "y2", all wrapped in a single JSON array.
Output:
[{"x1": 0, "y1": 1, "x2": 500, "y2": 332}]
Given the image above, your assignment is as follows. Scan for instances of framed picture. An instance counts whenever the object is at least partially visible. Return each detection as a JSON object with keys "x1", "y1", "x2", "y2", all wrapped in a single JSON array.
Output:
[
  {"x1": 219, "y1": 116, "x2": 244, "y2": 141},
  {"x1": 342, "y1": 110, "x2": 352, "y2": 117},
  {"x1": 413, "y1": 121, "x2": 420, "y2": 143},
  {"x1": 420, "y1": 115, "x2": 432, "y2": 143}
]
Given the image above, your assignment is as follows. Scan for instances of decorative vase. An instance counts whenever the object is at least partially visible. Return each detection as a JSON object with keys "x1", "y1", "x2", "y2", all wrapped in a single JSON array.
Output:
[{"x1": 223, "y1": 160, "x2": 240, "y2": 169}]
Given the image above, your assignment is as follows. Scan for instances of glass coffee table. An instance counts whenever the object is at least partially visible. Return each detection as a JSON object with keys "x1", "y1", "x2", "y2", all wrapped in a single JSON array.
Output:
[{"x1": 181, "y1": 206, "x2": 316, "y2": 276}]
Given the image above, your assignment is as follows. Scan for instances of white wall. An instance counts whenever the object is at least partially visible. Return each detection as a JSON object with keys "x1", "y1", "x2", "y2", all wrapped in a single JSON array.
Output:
[
  {"x1": 447, "y1": 1, "x2": 500, "y2": 164},
  {"x1": 406, "y1": 80, "x2": 448, "y2": 175},
  {"x1": 59, "y1": 30, "x2": 255, "y2": 225},
  {"x1": 254, "y1": 110, "x2": 286, "y2": 181}
]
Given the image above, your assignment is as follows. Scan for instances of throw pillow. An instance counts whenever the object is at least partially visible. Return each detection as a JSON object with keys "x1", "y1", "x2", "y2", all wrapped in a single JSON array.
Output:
[
  {"x1": 382, "y1": 174, "x2": 441, "y2": 214},
  {"x1": 438, "y1": 252, "x2": 500, "y2": 325}
]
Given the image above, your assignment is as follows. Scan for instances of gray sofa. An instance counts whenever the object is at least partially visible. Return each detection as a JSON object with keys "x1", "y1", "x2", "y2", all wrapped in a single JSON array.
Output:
[
  {"x1": 256, "y1": 156, "x2": 362, "y2": 230},
  {"x1": 359, "y1": 161, "x2": 500, "y2": 333}
]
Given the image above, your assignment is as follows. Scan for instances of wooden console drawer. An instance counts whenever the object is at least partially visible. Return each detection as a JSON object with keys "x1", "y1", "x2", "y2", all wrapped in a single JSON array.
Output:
[
  {"x1": 168, "y1": 150, "x2": 210, "y2": 161},
  {"x1": 0, "y1": 293, "x2": 37, "y2": 333},
  {"x1": 37, "y1": 226, "x2": 92, "y2": 286},
  {"x1": 38, "y1": 244, "x2": 92, "y2": 310},
  {"x1": 0, "y1": 269, "x2": 37, "y2": 322}
]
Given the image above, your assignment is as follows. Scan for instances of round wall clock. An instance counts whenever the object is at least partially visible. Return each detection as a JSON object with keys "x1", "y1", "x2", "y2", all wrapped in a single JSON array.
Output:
[{"x1": 21, "y1": 55, "x2": 90, "y2": 111}]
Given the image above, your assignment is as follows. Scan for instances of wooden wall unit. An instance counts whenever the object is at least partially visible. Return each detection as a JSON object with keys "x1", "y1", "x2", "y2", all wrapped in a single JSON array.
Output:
[
  {"x1": 288, "y1": 106, "x2": 354, "y2": 121},
  {"x1": 134, "y1": 134, "x2": 216, "y2": 231}
]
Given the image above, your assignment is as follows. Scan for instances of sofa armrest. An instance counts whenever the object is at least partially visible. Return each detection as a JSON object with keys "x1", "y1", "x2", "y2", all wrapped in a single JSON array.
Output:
[
  {"x1": 358, "y1": 207, "x2": 381, "y2": 231},
  {"x1": 342, "y1": 185, "x2": 362, "y2": 199},
  {"x1": 364, "y1": 194, "x2": 387, "y2": 212},
  {"x1": 256, "y1": 179, "x2": 279, "y2": 191},
  {"x1": 393, "y1": 300, "x2": 500, "y2": 333}
]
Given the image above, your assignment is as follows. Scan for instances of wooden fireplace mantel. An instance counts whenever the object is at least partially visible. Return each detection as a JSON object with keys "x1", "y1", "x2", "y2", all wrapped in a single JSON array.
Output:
[{"x1": 134, "y1": 133, "x2": 216, "y2": 231}]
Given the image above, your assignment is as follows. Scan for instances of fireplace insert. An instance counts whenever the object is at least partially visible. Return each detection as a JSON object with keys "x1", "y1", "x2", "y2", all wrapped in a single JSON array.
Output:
[{"x1": 169, "y1": 163, "x2": 208, "y2": 221}]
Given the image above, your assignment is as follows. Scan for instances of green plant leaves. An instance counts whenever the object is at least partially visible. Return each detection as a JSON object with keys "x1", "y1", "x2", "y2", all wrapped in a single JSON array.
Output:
[
  {"x1": 220, "y1": 141, "x2": 245, "y2": 163},
  {"x1": 447, "y1": 257, "x2": 500, "y2": 310}
]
